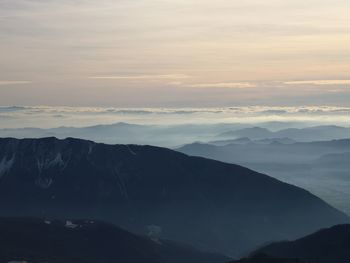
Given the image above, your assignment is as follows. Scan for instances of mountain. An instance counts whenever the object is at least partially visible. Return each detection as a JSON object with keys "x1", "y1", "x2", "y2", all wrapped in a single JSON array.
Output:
[
  {"x1": 218, "y1": 127, "x2": 271, "y2": 139},
  {"x1": 0, "y1": 122, "x2": 251, "y2": 147},
  {"x1": 178, "y1": 139, "x2": 350, "y2": 165},
  {"x1": 254, "y1": 138, "x2": 296, "y2": 145},
  {"x1": 231, "y1": 253, "x2": 304, "y2": 263},
  {"x1": 177, "y1": 139, "x2": 350, "y2": 214},
  {"x1": 255, "y1": 224, "x2": 350, "y2": 263},
  {"x1": 216, "y1": 125, "x2": 350, "y2": 142},
  {"x1": 0, "y1": 137, "x2": 348, "y2": 257},
  {"x1": 0, "y1": 217, "x2": 228, "y2": 263},
  {"x1": 209, "y1": 137, "x2": 296, "y2": 146},
  {"x1": 209, "y1": 137, "x2": 253, "y2": 146},
  {"x1": 3, "y1": 123, "x2": 350, "y2": 148}
]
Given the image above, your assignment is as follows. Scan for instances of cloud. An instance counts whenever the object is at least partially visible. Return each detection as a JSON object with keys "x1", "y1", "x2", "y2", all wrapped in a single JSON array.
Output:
[
  {"x1": 5, "y1": 106, "x2": 350, "y2": 131},
  {"x1": 0, "y1": 81, "x2": 31, "y2": 86},
  {"x1": 188, "y1": 82, "x2": 256, "y2": 89},
  {"x1": 89, "y1": 74, "x2": 189, "y2": 80},
  {"x1": 284, "y1": 80, "x2": 350, "y2": 86}
]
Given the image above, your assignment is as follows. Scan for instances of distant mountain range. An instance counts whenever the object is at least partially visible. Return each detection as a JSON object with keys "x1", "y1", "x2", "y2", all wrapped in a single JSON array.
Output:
[
  {"x1": 0, "y1": 122, "x2": 250, "y2": 147},
  {"x1": 2, "y1": 122, "x2": 350, "y2": 147},
  {"x1": 0, "y1": 217, "x2": 228, "y2": 263},
  {"x1": 177, "y1": 139, "x2": 350, "y2": 214},
  {"x1": 0, "y1": 137, "x2": 348, "y2": 257},
  {"x1": 210, "y1": 137, "x2": 297, "y2": 146},
  {"x1": 216, "y1": 125, "x2": 350, "y2": 142},
  {"x1": 254, "y1": 224, "x2": 350, "y2": 263},
  {"x1": 178, "y1": 139, "x2": 350, "y2": 166}
]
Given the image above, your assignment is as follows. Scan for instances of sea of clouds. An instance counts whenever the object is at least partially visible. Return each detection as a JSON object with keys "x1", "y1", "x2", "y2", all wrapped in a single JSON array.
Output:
[{"x1": 1, "y1": 106, "x2": 350, "y2": 129}]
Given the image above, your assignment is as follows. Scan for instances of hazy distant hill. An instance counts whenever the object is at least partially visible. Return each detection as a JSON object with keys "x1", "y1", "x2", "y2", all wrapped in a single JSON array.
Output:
[
  {"x1": 0, "y1": 137, "x2": 348, "y2": 257},
  {"x1": 0, "y1": 122, "x2": 250, "y2": 147},
  {"x1": 315, "y1": 151, "x2": 350, "y2": 169},
  {"x1": 217, "y1": 125, "x2": 350, "y2": 142},
  {"x1": 2, "y1": 123, "x2": 350, "y2": 147},
  {"x1": 178, "y1": 139, "x2": 350, "y2": 165},
  {"x1": 177, "y1": 139, "x2": 350, "y2": 214},
  {"x1": 0, "y1": 217, "x2": 228, "y2": 263},
  {"x1": 209, "y1": 137, "x2": 296, "y2": 146},
  {"x1": 255, "y1": 224, "x2": 350, "y2": 263}
]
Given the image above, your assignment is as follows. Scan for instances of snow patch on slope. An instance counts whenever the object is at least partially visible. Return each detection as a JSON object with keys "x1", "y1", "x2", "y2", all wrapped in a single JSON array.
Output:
[
  {"x1": 37, "y1": 153, "x2": 65, "y2": 173},
  {"x1": 35, "y1": 153, "x2": 68, "y2": 188},
  {"x1": 0, "y1": 155, "x2": 15, "y2": 178},
  {"x1": 65, "y1": 220, "x2": 79, "y2": 229}
]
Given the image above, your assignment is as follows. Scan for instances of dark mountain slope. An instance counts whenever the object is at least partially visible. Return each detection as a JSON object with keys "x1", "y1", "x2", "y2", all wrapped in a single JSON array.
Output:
[
  {"x1": 0, "y1": 137, "x2": 348, "y2": 257},
  {"x1": 0, "y1": 217, "x2": 228, "y2": 263},
  {"x1": 231, "y1": 253, "x2": 304, "y2": 263},
  {"x1": 255, "y1": 224, "x2": 350, "y2": 263}
]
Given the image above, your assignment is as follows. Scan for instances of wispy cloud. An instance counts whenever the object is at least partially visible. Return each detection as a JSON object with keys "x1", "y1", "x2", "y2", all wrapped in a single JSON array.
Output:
[
  {"x1": 0, "y1": 81, "x2": 31, "y2": 86},
  {"x1": 284, "y1": 80, "x2": 350, "y2": 86},
  {"x1": 89, "y1": 74, "x2": 189, "y2": 80},
  {"x1": 188, "y1": 82, "x2": 256, "y2": 89}
]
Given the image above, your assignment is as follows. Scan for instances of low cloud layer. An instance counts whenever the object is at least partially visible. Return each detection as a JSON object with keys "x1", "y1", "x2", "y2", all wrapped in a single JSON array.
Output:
[{"x1": 2, "y1": 106, "x2": 350, "y2": 129}]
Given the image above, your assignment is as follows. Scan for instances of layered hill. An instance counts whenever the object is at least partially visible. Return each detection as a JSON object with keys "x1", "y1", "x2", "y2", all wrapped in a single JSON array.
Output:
[
  {"x1": 177, "y1": 139, "x2": 350, "y2": 214},
  {"x1": 216, "y1": 125, "x2": 350, "y2": 142}
]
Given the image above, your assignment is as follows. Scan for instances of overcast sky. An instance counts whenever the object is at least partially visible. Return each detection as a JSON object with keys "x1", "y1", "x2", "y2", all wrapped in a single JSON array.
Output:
[{"x1": 1, "y1": 0, "x2": 350, "y2": 107}]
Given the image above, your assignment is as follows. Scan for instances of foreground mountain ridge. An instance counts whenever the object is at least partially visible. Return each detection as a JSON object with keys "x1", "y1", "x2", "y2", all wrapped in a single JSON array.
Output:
[
  {"x1": 255, "y1": 224, "x2": 350, "y2": 263},
  {"x1": 231, "y1": 253, "x2": 304, "y2": 263},
  {"x1": 0, "y1": 217, "x2": 229, "y2": 263},
  {"x1": 0, "y1": 137, "x2": 348, "y2": 257}
]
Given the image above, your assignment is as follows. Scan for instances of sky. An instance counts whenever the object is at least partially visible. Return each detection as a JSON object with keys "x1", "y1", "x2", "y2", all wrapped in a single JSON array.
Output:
[{"x1": 1, "y1": 0, "x2": 350, "y2": 107}]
